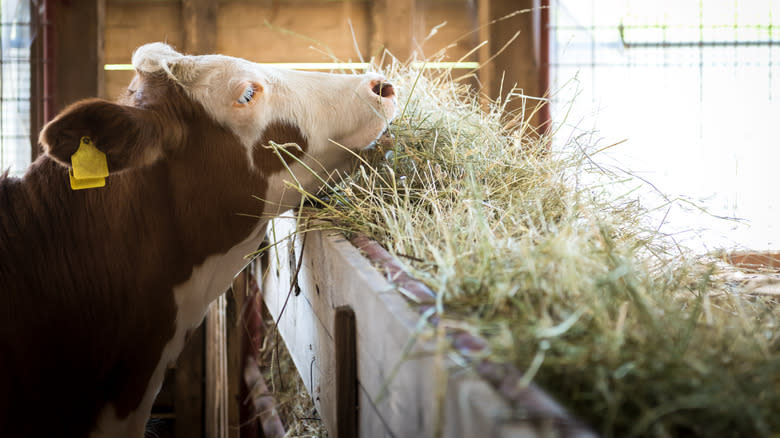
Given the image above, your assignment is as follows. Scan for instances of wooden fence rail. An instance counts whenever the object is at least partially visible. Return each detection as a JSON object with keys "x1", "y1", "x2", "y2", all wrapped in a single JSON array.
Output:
[{"x1": 259, "y1": 214, "x2": 595, "y2": 438}]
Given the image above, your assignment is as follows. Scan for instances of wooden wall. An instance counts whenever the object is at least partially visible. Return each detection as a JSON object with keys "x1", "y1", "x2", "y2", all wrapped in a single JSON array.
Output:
[{"x1": 101, "y1": 0, "x2": 544, "y2": 111}]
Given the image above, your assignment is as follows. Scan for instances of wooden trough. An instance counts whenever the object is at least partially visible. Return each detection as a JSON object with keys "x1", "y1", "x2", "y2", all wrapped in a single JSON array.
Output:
[{"x1": 258, "y1": 213, "x2": 596, "y2": 438}]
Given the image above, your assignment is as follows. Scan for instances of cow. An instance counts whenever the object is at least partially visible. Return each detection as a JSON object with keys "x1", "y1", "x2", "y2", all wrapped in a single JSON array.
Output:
[{"x1": 0, "y1": 42, "x2": 396, "y2": 437}]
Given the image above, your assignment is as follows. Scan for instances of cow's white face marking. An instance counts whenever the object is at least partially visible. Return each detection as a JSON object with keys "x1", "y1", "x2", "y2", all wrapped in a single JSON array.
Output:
[{"x1": 132, "y1": 43, "x2": 397, "y2": 170}]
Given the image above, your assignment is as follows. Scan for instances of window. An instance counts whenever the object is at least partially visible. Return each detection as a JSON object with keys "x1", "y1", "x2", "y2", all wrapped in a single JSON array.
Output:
[
  {"x1": 550, "y1": 0, "x2": 778, "y2": 251},
  {"x1": 0, "y1": 0, "x2": 33, "y2": 176}
]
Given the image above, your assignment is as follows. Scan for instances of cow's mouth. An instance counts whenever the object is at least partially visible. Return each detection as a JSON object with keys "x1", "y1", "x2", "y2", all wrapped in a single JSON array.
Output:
[{"x1": 364, "y1": 128, "x2": 394, "y2": 151}]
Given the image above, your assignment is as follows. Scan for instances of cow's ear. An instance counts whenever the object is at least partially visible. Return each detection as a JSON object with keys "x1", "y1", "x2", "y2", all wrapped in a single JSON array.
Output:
[
  {"x1": 40, "y1": 98, "x2": 164, "y2": 173},
  {"x1": 132, "y1": 42, "x2": 200, "y2": 86}
]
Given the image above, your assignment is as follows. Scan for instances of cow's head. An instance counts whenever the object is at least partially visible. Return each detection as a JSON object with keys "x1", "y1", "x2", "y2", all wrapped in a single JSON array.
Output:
[{"x1": 40, "y1": 42, "x2": 396, "y2": 216}]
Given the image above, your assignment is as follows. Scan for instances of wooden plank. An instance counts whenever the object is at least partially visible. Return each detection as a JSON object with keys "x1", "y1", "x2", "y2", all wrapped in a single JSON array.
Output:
[
  {"x1": 103, "y1": 1, "x2": 183, "y2": 98},
  {"x1": 480, "y1": 0, "x2": 545, "y2": 118},
  {"x1": 206, "y1": 295, "x2": 229, "y2": 438},
  {"x1": 104, "y1": 2, "x2": 183, "y2": 64},
  {"x1": 370, "y1": 0, "x2": 419, "y2": 62},
  {"x1": 52, "y1": 0, "x2": 104, "y2": 110},
  {"x1": 262, "y1": 215, "x2": 546, "y2": 438},
  {"x1": 29, "y1": 10, "x2": 45, "y2": 157},
  {"x1": 217, "y1": 3, "x2": 371, "y2": 63},
  {"x1": 419, "y1": 2, "x2": 480, "y2": 62},
  {"x1": 226, "y1": 276, "x2": 243, "y2": 438},
  {"x1": 182, "y1": 0, "x2": 218, "y2": 54},
  {"x1": 477, "y1": 0, "x2": 493, "y2": 106},
  {"x1": 724, "y1": 251, "x2": 780, "y2": 270},
  {"x1": 335, "y1": 306, "x2": 358, "y2": 438},
  {"x1": 104, "y1": 71, "x2": 135, "y2": 103},
  {"x1": 175, "y1": 324, "x2": 205, "y2": 438}
]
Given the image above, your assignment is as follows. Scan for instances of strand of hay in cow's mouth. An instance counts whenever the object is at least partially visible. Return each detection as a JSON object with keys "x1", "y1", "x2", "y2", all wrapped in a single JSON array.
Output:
[{"x1": 282, "y1": 63, "x2": 778, "y2": 437}]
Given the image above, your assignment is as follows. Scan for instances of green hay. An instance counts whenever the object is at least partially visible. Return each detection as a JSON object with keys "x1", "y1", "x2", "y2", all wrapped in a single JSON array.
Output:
[{"x1": 288, "y1": 63, "x2": 778, "y2": 437}]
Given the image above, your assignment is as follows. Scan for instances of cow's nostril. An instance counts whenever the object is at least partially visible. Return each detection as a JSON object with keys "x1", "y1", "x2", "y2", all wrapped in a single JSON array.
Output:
[{"x1": 371, "y1": 81, "x2": 395, "y2": 98}]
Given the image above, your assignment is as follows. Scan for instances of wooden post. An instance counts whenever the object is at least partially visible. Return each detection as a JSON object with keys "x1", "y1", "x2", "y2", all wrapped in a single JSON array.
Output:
[
  {"x1": 335, "y1": 306, "x2": 358, "y2": 438},
  {"x1": 175, "y1": 325, "x2": 205, "y2": 438},
  {"x1": 206, "y1": 295, "x2": 229, "y2": 438},
  {"x1": 29, "y1": 3, "x2": 45, "y2": 159},
  {"x1": 477, "y1": 0, "x2": 548, "y2": 125},
  {"x1": 477, "y1": 0, "x2": 493, "y2": 108},
  {"x1": 370, "y1": 0, "x2": 418, "y2": 63},
  {"x1": 182, "y1": 0, "x2": 218, "y2": 54},
  {"x1": 51, "y1": 0, "x2": 104, "y2": 111}
]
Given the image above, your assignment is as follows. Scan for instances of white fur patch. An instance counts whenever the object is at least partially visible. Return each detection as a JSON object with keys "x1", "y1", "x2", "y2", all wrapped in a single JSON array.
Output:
[{"x1": 131, "y1": 43, "x2": 396, "y2": 173}]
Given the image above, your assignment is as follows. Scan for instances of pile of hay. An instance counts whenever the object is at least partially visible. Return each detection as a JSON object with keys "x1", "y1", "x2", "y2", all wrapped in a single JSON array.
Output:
[{"x1": 290, "y1": 64, "x2": 778, "y2": 437}]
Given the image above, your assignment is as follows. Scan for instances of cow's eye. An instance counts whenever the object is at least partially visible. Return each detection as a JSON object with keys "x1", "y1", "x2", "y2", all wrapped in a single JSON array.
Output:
[{"x1": 237, "y1": 85, "x2": 255, "y2": 104}]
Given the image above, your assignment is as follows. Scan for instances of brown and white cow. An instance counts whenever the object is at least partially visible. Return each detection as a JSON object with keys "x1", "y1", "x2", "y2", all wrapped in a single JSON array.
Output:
[{"x1": 0, "y1": 42, "x2": 396, "y2": 437}]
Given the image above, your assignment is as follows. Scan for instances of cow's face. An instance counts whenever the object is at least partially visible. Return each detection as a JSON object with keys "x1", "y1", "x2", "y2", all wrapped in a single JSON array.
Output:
[
  {"x1": 131, "y1": 43, "x2": 397, "y2": 171},
  {"x1": 40, "y1": 43, "x2": 396, "y2": 211}
]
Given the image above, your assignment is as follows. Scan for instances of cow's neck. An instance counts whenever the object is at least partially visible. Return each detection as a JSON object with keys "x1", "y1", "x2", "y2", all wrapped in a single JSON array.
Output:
[{"x1": 20, "y1": 142, "x2": 268, "y2": 436}]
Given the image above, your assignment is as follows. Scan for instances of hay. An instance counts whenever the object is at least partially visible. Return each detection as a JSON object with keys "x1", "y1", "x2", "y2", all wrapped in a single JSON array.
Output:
[
  {"x1": 259, "y1": 312, "x2": 328, "y2": 438},
  {"x1": 284, "y1": 62, "x2": 778, "y2": 437}
]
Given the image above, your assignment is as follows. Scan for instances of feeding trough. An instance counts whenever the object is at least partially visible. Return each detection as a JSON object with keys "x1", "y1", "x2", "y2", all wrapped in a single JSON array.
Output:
[
  {"x1": 249, "y1": 63, "x2": 779, "y2": 438},
  {"x1": 260, "y1": 216, "x2": 596, "y2": 437}
]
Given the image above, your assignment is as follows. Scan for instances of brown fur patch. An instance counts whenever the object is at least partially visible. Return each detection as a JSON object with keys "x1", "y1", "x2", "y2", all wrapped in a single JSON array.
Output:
[{"x1": 0, "y1": 71, "x2": 308, "y2": 437}]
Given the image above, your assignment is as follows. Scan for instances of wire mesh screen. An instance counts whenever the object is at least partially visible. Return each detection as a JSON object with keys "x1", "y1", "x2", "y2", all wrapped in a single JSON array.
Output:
[
  {"x1": 550, "y1": 0, "x2": 779, "y2": 251},
  {"x1": 1, "y1": 0, "x2": 35, "y2": 176}
]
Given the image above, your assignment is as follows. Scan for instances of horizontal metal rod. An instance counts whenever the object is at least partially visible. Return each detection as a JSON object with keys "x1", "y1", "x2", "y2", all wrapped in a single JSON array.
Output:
[
  {"x1": 104, "y1": 61, "x2": 481, "y2": 71},
  {"x1": 623, "y1": 40, "x2": 780, "y2": 48},
  {"x1": 552, "y1": 24, "x2": 776, "y2": 30}
]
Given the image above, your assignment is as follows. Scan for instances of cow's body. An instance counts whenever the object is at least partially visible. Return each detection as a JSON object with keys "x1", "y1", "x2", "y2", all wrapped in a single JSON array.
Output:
[{"x1": 0, "y1": 43, "x2": 395, "y2": 437}]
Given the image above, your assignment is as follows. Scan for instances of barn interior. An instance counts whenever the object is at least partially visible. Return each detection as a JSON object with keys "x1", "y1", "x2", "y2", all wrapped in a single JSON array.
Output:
[{"x1": 1, "y1": 1, "x2": 778, "y2": 437}]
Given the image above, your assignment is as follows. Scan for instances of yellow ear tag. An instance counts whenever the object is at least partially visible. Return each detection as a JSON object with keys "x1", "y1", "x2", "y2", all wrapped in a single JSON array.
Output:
[{"x1": 69, "y1": 136, "x2": 109, "y2": 190}]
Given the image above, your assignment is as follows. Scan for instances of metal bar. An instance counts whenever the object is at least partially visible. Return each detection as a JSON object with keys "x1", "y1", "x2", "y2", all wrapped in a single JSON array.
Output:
[
  {"x1": 551, "y1": 24, "x2": 776, "y2": 30},
  {"x1": 623, "y1": 40, "x2": 780, "y2": 48}
]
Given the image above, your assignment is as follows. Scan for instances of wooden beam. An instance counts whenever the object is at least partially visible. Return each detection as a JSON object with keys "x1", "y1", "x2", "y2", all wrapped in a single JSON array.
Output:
[
  {"x1": 52, "y1": 0, "x2": 104, "y2": 111},
  {"x1": 182, "y1": 0, "x2": 218, "y2": 54}
]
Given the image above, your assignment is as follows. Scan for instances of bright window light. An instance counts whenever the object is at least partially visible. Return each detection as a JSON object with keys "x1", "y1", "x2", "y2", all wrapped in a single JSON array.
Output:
[{"x1": 551, "y1": 0, "x2": 779, "y2": 252}]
